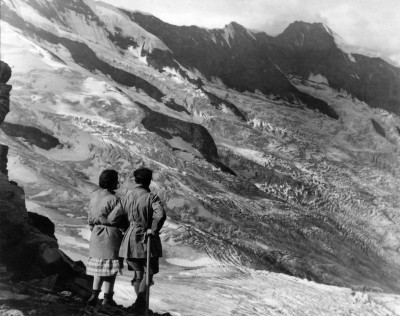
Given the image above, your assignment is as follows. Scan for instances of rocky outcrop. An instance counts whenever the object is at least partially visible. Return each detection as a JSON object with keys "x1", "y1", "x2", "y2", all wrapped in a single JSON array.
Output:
[
  {"x1": 0, "y1": 61, "x2": 25, "y2": 253},
  {"x1": 0, "y1": 62, "x2": 11, "y2": 175},
  {"x1": 371, "y1": 119, "x2": 386, "y2": 138},
  {"x1": 0, "y1": 61, "x2": 11, "y2": 123},
  {"x1": 202, "y1": 89, "x2": 246, "y2": 121},
  {"x1": 0, "y1": 122, "x2": 62, "y2": 150},
  {"x1": 0, "y1": 60, "x2": 91, "y2": 298},
  {"x1": 137, "y1": 101, "x2": 236, "y2": 175}
]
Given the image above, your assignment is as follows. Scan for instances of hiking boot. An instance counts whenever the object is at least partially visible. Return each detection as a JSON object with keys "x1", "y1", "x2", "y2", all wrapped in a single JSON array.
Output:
[
  {"x1": 87, "y1": 289, "x2": 101, "y2": 307},
  {"x1": 102, "y1": 292, "x2": 118, "y2": 307}
]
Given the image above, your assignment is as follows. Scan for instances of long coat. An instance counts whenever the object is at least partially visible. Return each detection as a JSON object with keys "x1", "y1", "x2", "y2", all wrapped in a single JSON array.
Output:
[
  {"x1": 108, "y1": 184, "x2": 166, "y2": 259},
  {"x1": 87, "y1": 188, "x2": 124, "y2": 259}
]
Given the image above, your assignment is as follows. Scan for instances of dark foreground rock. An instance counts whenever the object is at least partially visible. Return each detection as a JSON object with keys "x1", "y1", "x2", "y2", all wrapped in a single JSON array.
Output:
[
  {"x1": 0, "y1": 299, "x2": 172, "y2": 316},
  {"x1": 0, "y1": 263, "x2": 171, "y2": 316}
]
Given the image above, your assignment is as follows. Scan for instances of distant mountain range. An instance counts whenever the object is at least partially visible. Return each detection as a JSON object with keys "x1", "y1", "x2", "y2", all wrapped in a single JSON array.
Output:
[{"x1": 113, "y1": 10, "x2": 400, "y2": 117}]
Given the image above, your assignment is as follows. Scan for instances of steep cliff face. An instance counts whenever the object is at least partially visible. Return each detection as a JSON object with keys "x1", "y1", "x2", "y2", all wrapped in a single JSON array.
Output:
[
  {"x1": 0, "y1": 62, "x2": 11, "y2": 176},
  {"x1": 0, "y1": 61, "x2": 26, "y2": 250},
  {"x1": 0, "y1": 62, "x2": 12, "y2": 127}
]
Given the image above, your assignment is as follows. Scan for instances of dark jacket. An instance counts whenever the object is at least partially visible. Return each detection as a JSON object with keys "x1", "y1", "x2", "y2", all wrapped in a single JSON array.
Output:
[
  {"x1": 108, "y1": 184, "x2": 166, "y2": 259},
  {"x1": 87, "y1": 188, "x2": 124, "y2": 259}
]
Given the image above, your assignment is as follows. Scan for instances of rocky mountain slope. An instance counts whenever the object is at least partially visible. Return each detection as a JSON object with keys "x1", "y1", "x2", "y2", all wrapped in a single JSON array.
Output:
[{"x1": 1, "y1": 1, "x2": 400, "y2": 310}]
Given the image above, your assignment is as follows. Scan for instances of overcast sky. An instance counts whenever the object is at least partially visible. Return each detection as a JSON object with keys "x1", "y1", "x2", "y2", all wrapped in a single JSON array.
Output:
[{"x1": 99, "y1": 0, "x2": 400, "y2": 66}]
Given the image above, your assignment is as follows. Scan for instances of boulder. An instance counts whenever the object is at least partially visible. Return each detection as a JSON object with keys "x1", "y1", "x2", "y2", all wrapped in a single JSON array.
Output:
[{"x1": 28, "y1": 212, "x2": 56, "y2": 239}]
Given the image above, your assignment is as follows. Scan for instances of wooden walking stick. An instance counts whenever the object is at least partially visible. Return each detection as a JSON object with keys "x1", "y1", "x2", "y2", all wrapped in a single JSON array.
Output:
[{"x1": 145, "y1": 234, "x2": 151, "y2": 315}]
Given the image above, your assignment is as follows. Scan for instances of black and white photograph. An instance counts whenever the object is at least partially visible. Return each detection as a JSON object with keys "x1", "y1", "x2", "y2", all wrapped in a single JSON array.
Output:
[{"x1": 1, "y1": 0, "x2": 400, "y2": 315}]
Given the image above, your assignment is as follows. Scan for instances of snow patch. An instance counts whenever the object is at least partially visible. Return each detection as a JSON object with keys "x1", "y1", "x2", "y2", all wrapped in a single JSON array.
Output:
[
  {"x1": 82, "y1": 76, "x2": 122, "y2": 95},
  {"x1": 25, "y1": 201, "x2": 42, "y2": 212},
  {"x1": 166, "y1": 137, "x2": 204, "y2": 158},
  {"x1": 222, "y1": 143, "x2": 271, "y2": 166},
  {"x1": 209, "y1": 32, "x2": 217, "y2": 44},
  {"x1": 162, "y1": 219, "x2": 182, "y2": 230},
  {"x1": 166, "y1": 257, "x2": 216, "y2": 267},
  {"x1": 246, "y1": 29, "x2": 256, "y2": 40},
  {"x1": 7, "y1": 156, "x2": 39, "y2": 184},
  {"x1": 347, "y1": 53, "x2": 356, "y2": 62},
  {"x1": 295, "y1": 32, "x2": 305, "y2": 47},
  {"x1": 322, "y1": 24, "x2": 334, "y2": 36},
  {"x1": 7, "y1": 0, "x2": 57, "y2": 31},
  {"x1": 66, "y1": 10, "x2": 112, "y2": 46},
  {"x1": 94, "y1": 2, "x2": 170, "y2": 53},
  {"x1": 30, "y1": 189, "x2": 53, "y2": 199},
  {"x1": 162, "y1": 67, "x2": 186, "y2": 84},
  {"x1": 131, "y1": 10, "x2": 153, "y2": 16},
  {"x1": 1, "y1": 22, "x2": 61, "y2": 73},
  {"x1": 34, "y1": 138, "x2": 92, "y2": 162},
  {"x1": 55, "y1": 233, "x2": 89, "y2": 249},
  {"x1": 78, "y1": 227, "x2": 91, "y2": 241},
  {"x1": 31, "y1": 45, "x2": 66, "y2": 69},
  {"x1": 127, "y1": 46, "x2": 148, "y2": 64},
  {"x1": 308, "y1": 73, "x2": 329, "y2": 85},
  {"x1": 222, "y1": 24, "x2": 235, "y2": 47},
  {"x1": 211, "y1": 76, "x2": 224, "y2": 85}
]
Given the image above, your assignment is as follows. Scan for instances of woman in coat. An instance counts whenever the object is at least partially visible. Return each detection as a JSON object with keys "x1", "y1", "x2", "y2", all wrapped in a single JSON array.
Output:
[
  {"x1": 86, "y1": 169, "x2": 126, "y2": 308},
  {"x1": 107, "y1": 167, "x2": 166, "y2": 312}
]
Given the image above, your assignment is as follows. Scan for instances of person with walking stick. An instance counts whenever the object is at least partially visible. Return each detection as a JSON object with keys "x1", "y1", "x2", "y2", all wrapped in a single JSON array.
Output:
[{"x1": 108, "y1": 167, "x2": 166, "y2": 314}]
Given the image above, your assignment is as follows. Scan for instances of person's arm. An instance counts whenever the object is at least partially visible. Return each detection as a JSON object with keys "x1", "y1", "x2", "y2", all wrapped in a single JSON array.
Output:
[
  {"x1": 91, "y1": 197, "x2": 120, "y2": 226},
  {"x1": 107, "y1": 199, "x2": 128, "y2": 230},
  {"x1": 92, "y1": 214, "x2": 110, "y2": 225},
  {"x1": 88, "y1": 221, "x2": 94, "y2": 231},
  {"x1": 149, "y1": 193, "x2": 166, "y2": 234}
]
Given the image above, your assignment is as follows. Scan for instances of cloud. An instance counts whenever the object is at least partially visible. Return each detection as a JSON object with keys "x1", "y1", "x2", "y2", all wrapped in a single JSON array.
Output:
[{"x1": 98, "y1": 0, "x2": 400, "y2": 65}]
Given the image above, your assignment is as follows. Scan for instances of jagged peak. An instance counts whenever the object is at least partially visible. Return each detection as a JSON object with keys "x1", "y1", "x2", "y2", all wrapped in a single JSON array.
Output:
[
  {"x1": 225, "y1": 21, "x2": 245, "y2": 29},
  {"x1": 221, "y1": 21, "x2": 256, "y2": 43},
  {"x1": 223, "y1": 21, "x2": 251, "y2": 34},
  {"x1": 282, "y1": 21, "x2": 335, "y2": 37},
  {"x1": 278, "y1": 20, "x2": 337, "y2": 50},
  {"x1": 321, "y1": 23, "x2": 334, "y2": 36}
]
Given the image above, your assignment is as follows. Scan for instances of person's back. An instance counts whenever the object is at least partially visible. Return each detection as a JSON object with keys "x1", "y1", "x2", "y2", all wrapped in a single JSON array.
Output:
[
  {"x1": 88, "y1": 188, "x2": 121, "y2": 259},
  {"x1": 114, "y1": 167, "x2": 166, "y2": 313},
  {"x1": 86, "y1": 169, "x2": 124, "y2": 309},
  {"x1": 119, "y1": 184, "x2": 165, "y2": 259}
]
